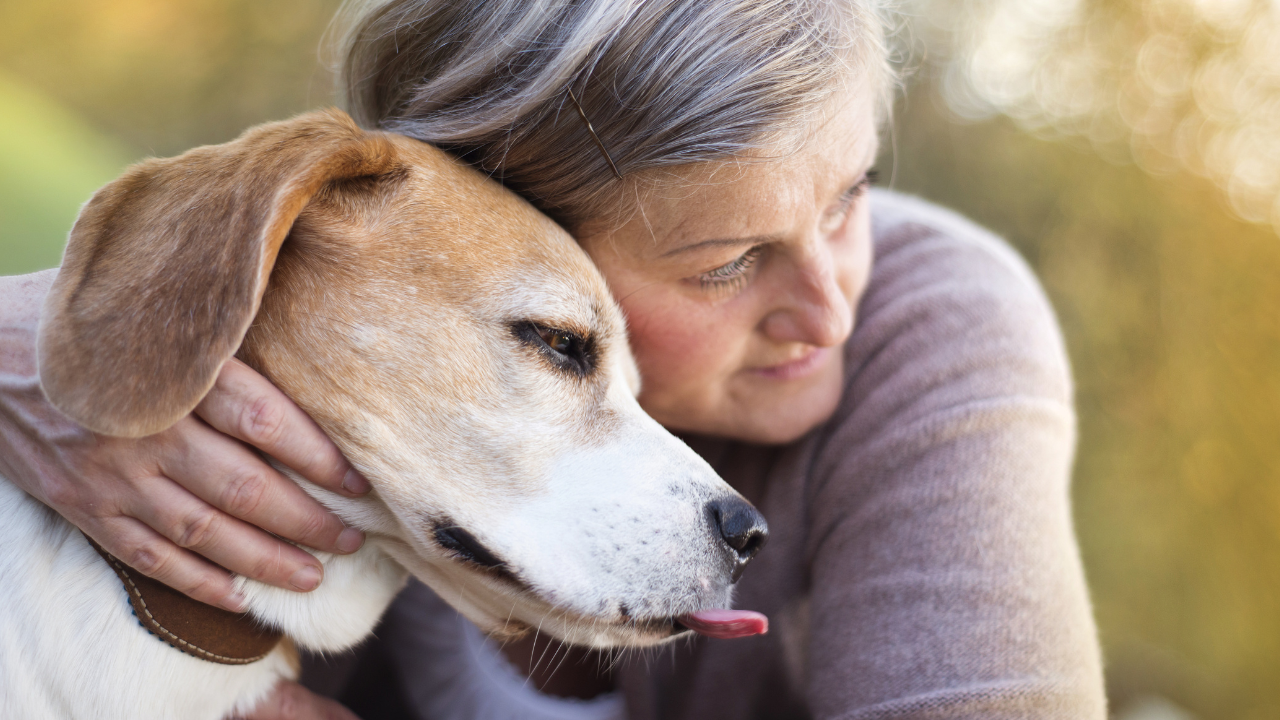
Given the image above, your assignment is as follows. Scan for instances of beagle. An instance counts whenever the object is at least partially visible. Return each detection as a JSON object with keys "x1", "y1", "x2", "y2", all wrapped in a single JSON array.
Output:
[{"x1": 0, "y1": 109, "x2": 767, "y2": 719}]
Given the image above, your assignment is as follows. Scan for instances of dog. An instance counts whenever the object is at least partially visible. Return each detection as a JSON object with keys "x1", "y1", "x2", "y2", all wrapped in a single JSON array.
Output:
[{"x1": 0, "y1": 109, "x2": 768, "y2": 719}]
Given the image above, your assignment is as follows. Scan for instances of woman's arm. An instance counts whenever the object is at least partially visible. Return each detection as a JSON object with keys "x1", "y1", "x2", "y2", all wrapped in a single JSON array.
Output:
[
  {"x1": 0, "y1": 270, "x2": 368, "y2": 610},
  {"x1": 804, "y1": 201, "x2": 1106, "y2": 718}
]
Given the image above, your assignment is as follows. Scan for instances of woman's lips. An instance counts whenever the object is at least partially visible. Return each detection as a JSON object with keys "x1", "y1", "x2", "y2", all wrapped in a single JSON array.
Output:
[{"x1": 749, "y1": 346, "x2": 829, "y2": 381}]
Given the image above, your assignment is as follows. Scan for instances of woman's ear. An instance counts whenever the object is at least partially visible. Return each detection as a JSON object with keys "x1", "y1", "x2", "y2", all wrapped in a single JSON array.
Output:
[{"x1": 38, "y1": 108, "x2": 399, "y2": 438}]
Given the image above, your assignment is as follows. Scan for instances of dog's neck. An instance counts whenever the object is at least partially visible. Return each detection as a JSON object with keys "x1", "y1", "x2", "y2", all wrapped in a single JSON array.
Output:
[
  {"x1": 217, "y1": 463, "x2": 413, "y2": 654},
  {"x1": 85, "y1": 534, "x2": 284, "y2": 665},
  {"x1": 234, "y1": 540, "x2": 409, "y2": 654},
  {"x1": 89, "y1": 481, "x2": 409, "y2": 659}
]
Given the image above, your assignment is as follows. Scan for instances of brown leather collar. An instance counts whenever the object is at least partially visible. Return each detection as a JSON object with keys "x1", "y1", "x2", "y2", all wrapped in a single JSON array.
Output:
[{"x1": 85, "y1": 533, "x2": 283, "y2": 665}]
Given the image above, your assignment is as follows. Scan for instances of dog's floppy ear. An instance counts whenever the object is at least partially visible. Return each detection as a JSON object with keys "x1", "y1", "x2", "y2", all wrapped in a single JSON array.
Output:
[{"x1": 38, "y1": 108, "x2": 398, "y2": 438}]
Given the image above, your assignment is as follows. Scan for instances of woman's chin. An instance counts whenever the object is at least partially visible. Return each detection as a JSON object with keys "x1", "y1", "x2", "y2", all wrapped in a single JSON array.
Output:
[
  {"x1": 724, "y1": 393, "x2": 842, "y2": 444},
  {"x1": 649, "y1": 354, "x2": 845, "y2": 445}
]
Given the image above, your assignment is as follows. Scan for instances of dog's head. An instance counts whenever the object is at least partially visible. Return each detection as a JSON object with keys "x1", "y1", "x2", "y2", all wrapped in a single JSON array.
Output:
[{"x1": 38, "y1": 109, "x2": 766, "y2": 648}]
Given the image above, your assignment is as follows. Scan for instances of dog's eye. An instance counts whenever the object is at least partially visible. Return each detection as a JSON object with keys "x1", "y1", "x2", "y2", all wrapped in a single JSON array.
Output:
[
  {"x1": 539, "y1": 328, "x2": 574, "y2": 354},
  {"x1": 513, "y1": 321, "x2": 595, "y2": 376}
]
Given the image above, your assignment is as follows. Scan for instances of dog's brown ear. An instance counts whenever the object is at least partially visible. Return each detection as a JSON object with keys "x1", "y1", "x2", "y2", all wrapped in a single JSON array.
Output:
[{"x1": 38, "y1": 108, "x2": 398, "y2": 438}]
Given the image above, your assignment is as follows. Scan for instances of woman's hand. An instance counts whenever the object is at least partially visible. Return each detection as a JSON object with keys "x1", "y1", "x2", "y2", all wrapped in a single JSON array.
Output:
[
  {"x1": 235, "y1": 682, "x2": 360, "y2": 720},
  {"x1": 0, "y1": 270, "x2": 368, "y2": 612}
]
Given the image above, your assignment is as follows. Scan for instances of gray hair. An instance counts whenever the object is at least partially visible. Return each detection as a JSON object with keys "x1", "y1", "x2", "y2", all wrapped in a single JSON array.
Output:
[{"x1": 331, "y1": 0, "x2": 894, "y2": 230}]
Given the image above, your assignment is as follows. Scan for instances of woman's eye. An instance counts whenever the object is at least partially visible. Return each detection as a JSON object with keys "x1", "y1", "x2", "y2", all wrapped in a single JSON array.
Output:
[
  {"x1": 697, "y1": 246, "x2": 763, "y2": 291},
  {"x1": 825, "y1": 169, "x2": 879, "y2": 224},
  {"x1": 847, "y1": 169, "x2": 879, "y2": 200}
]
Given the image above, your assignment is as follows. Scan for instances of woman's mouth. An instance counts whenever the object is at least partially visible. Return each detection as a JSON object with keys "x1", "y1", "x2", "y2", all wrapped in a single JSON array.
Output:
[{"x1": 749, "y1": 347, "x2": 829, "y2": 381}]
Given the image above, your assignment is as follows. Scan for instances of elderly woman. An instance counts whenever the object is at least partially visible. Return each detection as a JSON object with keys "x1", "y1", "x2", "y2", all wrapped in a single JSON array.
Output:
[{"x1": 0, "y1": 0, "x2": 1106, "y2": 718}]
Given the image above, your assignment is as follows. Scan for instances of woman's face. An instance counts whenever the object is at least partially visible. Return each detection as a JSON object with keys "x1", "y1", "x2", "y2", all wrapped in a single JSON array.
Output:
[{"x1": 577, "y1": 91, "x2": 879, "y2": 444}]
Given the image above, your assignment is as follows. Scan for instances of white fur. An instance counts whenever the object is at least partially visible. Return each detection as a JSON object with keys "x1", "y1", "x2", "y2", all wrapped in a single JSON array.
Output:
[
  {"x1": 0, "y1": 480, "x2": 291, "y2": 720},
  {"x1": 0, "y1": 322, "x2": 743, "y2": 720},
  {"x1": 0, "y1": 378, "x2": 734, "y2": 718}
]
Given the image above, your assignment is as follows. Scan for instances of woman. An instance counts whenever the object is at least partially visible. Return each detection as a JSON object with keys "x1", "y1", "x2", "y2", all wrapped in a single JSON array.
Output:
[{"x1": 0, "y1": 0, "x2": 1107, "y2": 718}]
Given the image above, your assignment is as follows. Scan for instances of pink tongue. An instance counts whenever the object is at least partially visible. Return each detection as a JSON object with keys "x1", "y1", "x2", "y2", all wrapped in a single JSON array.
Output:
[{"x1": 678, "y1": 610, "x2": 769, "y2": 639}]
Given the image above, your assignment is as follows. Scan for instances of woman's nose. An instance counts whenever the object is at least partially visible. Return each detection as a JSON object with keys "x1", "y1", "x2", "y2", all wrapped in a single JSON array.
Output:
[{"x1": 760, "y1": 243, "x2": 854, "y2": 347}]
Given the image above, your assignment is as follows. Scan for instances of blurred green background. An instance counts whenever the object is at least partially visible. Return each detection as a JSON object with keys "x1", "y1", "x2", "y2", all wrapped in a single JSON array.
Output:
[{"x1": 1, "y1": 1, "x2": 1277, "y2": 718}]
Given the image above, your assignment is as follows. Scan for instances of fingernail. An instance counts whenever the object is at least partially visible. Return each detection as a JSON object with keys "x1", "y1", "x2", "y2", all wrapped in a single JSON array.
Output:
[
  {"x1": 223, "y1": 591, "x2": 248, "y2": 613},
  {"x1": 289, "y1": 565, "x2": 322, "y2": 591},
  {"x1": 341, "y1": 468, "x2": 371, "y2": 495},
  {"x1": 337, "y1": 527, "x2": 365, "y2": 554}
]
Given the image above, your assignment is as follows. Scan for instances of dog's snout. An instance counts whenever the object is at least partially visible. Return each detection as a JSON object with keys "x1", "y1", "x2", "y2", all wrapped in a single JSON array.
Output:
[{"x1": 706, "y1": 498, "x2": 769, "y2": 582}]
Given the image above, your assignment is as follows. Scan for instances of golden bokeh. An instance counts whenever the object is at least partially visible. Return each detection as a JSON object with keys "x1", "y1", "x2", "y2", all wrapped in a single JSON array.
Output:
[{"x1": 916, "y1": 0, "x2": 1280, "y2": 232}]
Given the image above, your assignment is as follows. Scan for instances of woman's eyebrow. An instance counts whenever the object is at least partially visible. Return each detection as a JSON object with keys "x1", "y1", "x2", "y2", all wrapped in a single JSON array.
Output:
[{"x1": 660, "y1": 234, "x2": 781, "y2": 258}]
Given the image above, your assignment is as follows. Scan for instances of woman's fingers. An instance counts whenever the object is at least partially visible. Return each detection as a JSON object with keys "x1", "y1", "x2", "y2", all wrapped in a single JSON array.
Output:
[
  {"x1": 161, "y1": 415, "x2": 363, "y2": 559},
  {"x1": 3, "y1": 317, "x2": 366, "y2": 602},
  {"x1": 2, "y1": 278, "x2": 367, "y2": 605},
  {"x1": 125, "y1": 459, "x2": 332, "y2": 594},
  {"x1": 197, "y1": 358, "x2": 371, "y2": 497},
  {"x1": 0, "y1": 389, "x2": 254, "y2": 609},
  {"x1": 237, "y1": 682, "x2": 360, "y2": 720},
  {"x1": 87, "y1": 513, "x2": 249, "y2": 612}
]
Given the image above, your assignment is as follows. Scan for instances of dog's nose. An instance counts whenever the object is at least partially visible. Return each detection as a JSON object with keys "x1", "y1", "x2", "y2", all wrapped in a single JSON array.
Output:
[{"x1": 706, "y1": 498, "x2": 769, "y2": 582}]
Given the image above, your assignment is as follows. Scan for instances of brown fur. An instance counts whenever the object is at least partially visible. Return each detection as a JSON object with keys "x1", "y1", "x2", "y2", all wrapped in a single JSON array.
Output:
[
  {"x1": 25, "y1": 110, "x2": 751, "y2": 667},
  {"x1": 39, "y1": 110, "x2": 402, "y2": 437},
  {"x1": 37, "y1": 109, "x2": 614, "y2": 449}
]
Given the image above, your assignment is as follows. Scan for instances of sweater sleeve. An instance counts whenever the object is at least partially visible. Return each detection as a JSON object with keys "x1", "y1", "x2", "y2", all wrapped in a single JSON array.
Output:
[{"x1": 803, "y1": 192, "x2": 1106, "y2": 719}]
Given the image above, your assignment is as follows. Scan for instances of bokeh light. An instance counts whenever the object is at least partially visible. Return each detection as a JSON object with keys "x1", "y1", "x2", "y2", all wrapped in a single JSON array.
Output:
[{"x1": 913, "y1": 0, "x2": 1280, "y2": 234}]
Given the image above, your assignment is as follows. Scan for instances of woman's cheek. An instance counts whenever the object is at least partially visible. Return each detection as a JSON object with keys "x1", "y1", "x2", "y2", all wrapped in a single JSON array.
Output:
[{"x1": 623, "y1": 293, "x2": 742, "y2": 409}]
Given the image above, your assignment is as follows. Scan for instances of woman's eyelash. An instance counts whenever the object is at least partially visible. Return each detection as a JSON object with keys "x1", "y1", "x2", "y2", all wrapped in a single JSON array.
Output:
[
  {"x1": 840, "y1": 169, "x2": 879, "y2": 204},
  {"x1": 698, "y1": 246, "x2": 763, "y2": 289}
]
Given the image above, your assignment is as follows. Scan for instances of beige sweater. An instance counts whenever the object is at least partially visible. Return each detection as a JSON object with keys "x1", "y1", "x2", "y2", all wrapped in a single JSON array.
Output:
[{"x1": 306, "y1": 190, "x2": 1107, "y2": 719}]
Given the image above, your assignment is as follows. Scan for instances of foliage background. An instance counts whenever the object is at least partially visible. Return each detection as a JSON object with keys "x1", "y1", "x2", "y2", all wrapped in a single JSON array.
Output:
[{"x1": 2, "y1": 1, "x2": 1277, "y2": 717}]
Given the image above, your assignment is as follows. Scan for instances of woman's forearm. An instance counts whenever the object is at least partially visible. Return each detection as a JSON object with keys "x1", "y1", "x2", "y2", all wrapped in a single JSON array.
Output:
[
  {"x1": 0, "y1": 269, "x2": 72, "y2": 492},
  {"x1": 0, "y1": 270, "x2": 57, "y2": 385}
]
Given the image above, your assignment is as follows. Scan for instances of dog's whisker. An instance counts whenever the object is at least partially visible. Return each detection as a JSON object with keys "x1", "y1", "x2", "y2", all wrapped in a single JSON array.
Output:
[
  {"x1": 519, "y1": 611, "x2": 555, "y2": 687},
  {"x1": 605, "y1": 645, "x2": 623, "y2": 675},
  {"x1": 546, "y1": 640, "x2": 573, "y2": 682},
  {"x1": 499, "y1": 602, "x2": 518, "y2": 639},
  {"x1": 531, "y1": 613, "x2": 558, "y2": 677}
]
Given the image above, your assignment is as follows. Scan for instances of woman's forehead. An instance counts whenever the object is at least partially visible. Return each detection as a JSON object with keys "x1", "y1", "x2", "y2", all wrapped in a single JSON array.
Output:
[{"x1": 604, "y1": 102, "x2": 878, "y2": 252}]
